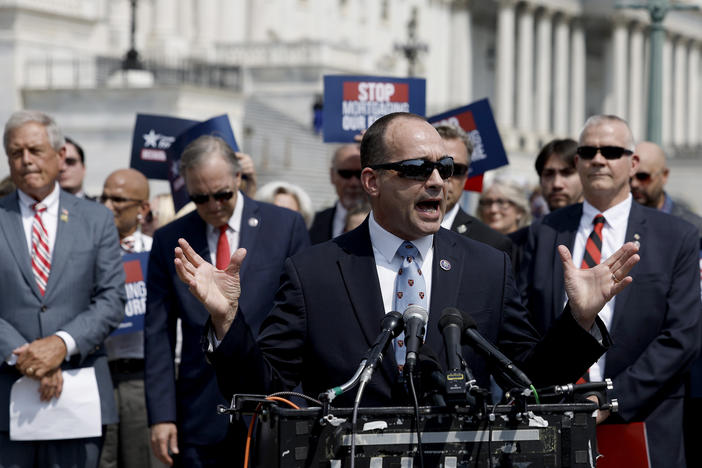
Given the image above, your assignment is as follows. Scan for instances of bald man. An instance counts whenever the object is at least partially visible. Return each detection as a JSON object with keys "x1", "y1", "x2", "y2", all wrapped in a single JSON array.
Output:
[
  {"x1": 99, "y1": 169, "x2": 165, "y2": 468},
  {"x1": 631, "y1": 141, "x2": 702, "y2": 235}
]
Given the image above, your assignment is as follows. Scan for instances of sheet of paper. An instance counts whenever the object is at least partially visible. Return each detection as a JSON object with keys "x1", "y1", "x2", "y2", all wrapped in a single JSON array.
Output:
[{"x1": 9, "y1": 367, "x2": 102, "y2": 440}]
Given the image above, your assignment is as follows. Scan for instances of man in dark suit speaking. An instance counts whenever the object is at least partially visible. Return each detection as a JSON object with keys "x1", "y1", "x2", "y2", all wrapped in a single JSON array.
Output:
[
  {"x1": 174, "y1": 113, "x2": 639, "y2": 410},
  {"x1": 518, "y1": 115, "x2": 701, "y2": 468},
  {"x1": 144, "y1": 136, "x2": 309, "y2": 467}
]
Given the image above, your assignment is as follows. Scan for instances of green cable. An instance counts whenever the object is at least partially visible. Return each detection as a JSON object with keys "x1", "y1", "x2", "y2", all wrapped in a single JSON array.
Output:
[{"x1": 530, "y1": 385, "x2": 540, "y2": 404}]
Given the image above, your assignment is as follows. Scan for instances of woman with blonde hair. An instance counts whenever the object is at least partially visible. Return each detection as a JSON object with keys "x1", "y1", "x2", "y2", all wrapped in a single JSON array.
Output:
[{"x1": 256, "y1": 180, "x2": 314, "y2": 227}]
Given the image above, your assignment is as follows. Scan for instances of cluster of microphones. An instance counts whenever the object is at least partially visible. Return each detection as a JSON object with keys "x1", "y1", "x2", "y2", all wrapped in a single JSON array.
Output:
[{"x1": 321, "y1": 305, "x2": 535, "y2": 407}]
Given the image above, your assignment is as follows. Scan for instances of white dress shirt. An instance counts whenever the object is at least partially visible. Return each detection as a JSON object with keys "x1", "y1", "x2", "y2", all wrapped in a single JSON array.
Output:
[
  {"x1": 368, "y1": 211, "x2": 434, "y2": 315},
  {"x1": 11, "y1": 184, "x2": 78, "y2": 362},
  {"x1": 441, "y1": 203, "x2": 460, "y2": 230},
  {"x1": 570, "y1": 195, "x2": 632, "y2": 380},
  {"x1": 206, "y1": 191, "x2": 244, "y2": 265}
]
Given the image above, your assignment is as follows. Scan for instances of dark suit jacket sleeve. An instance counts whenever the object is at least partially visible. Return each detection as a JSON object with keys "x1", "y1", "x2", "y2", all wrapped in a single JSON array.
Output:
[
  {"x1": 144, "y1": 232, "x2": 179, "y2": 425},
  {"x1": 610, "y1": 225, "x2": 702, "y2": 421},
  {"x1": 58, "y1": 208, "x2": 125, "y2": 360},
  {"x1": 209, "y1": 257, "x2": 307, "y2": 399}
]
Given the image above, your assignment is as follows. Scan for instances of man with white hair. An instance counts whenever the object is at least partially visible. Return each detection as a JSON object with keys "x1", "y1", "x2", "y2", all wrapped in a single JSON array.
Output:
[{"x1": 518, "y1": 115, "x2": 702, "y2": 468}]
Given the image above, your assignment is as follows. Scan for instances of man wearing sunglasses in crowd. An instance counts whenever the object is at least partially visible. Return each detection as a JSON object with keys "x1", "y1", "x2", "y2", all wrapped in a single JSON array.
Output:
[
  {"x1": 435, "y1": 125, "x2": 513, "y2": 259},
  {"x1": 58, "y1": 136, "x2": 96, "y2": 201},
  {"x1": 173, "y1": 113, "x2": 638, "y2": 433},
  {"x1": 144, "y1": 135, "x2": 309, "y2": 467},
  {"x1": 518, "y1": 115, "x2": 701, "y2": 468},
  {"x1": 309, "y1": 143, "x2": 368, "y2": 244}
]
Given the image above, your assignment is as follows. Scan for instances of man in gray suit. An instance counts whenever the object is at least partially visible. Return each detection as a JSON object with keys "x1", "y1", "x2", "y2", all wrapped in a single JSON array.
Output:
[{"x1": 0, "y1": 110, "x2": 125, "y2": 467}]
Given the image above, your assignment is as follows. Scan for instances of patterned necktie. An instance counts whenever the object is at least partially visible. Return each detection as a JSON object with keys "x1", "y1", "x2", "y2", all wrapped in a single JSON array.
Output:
[
  {"x1": 581, "y1": 214, "x2": 605, "y2": 269},
  {"x1": 393, "y1": 241, "x2": 428, "y2": 371},
  {"x1": 216, "y1": 225, "x2": 230, "y2": 270},
  {"x1": 31, "y1": 203, "x2": 51, "y2": 296}
]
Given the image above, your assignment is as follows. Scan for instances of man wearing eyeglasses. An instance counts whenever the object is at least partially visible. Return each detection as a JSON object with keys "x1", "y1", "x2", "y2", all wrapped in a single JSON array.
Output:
[
  {"x1": 518, "y1": 115, "x2": 701, "y2": 468},
  {"x1": 98, "y1": 169, "x2": 165, "y2": 468},
  {"x1": 435, "y1": 125, "x2": 513, "y2": 258},
  {"x1": 630, "y1": 141, "x2": 702, "y2": 234},
  {"x1": 172, "y1": 113, "x2": 638, "y2": 432},
  {"x1": 58, "y1": 137, "x2": 95, "y2": 201},
  {"x1": 309, "y1": 144, "x2": 367, "y2": 244},
  {"x1": 144, "y1": 135, "x2": 309, "y2": 467}
]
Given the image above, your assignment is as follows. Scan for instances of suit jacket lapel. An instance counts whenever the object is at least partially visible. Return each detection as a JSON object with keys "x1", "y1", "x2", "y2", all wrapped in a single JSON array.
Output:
[
  {"x1": 0, "y1": 192, "x2": 40, "y2": 299},
  {"x1": 335, "y1": 222, "x2": 394, "y2": 381},
  {"x1": 611, "y1": 202, "x2": 646, "y2": 331},
  {"x1": 188, "y1": 213, "x2": 210, "y2": 263},
  {"x1": 238, "y1": 195, "x2": 260, "y2": 279},
  {"x1": 44, "y1": 192, "x2": 78, "y2": 299},
  {"x1": 553, "y1": 205, "x2": 582, "y2": 320},
  {"x1": 426, "y1": 229, "x2": 463, "y2": 362},
  {"x1": 450, "y1": 208, "x2": 473, "y2": 234}
]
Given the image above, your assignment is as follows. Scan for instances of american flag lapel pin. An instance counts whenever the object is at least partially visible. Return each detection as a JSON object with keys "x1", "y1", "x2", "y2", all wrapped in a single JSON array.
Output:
[{"x1": 60, "y1": 208, "x2": 69, "y2": 223}]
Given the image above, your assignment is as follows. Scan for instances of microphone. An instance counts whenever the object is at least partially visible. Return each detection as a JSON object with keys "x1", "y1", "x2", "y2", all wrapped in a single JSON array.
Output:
[
  {"x1": 359, "y1": 311, "x2": 404, "y2": 385},
  {"x1": 417, "y1": 345, "x2": 447, "y2": 407},
  {"x1": 454, "y1": 308, "x2": 533, "y2": 390},
  {"x1": 403, "y1": 305, "x2": 429, "y2": 375},
  {"x1": 438, "y1": 308, "x2": 477, "y2": 401}
]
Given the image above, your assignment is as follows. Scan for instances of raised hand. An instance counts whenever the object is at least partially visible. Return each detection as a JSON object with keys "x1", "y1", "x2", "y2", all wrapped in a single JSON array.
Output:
[
  {"x1": 559, "y1": 241, "x2": 640, "y2": 330},
  {"x1": 174, "y1": 238, "x2": 247, "y2": 339}
]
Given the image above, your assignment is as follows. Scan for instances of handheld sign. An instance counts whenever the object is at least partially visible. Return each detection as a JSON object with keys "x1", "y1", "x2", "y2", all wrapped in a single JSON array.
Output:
[
  {"x1": 428, "y1": 99, "x2": 509, "y2": 191},
  {"x1": 323, "y1": 75, "x2": 426, "y2": 142},
  {"x1": 167, "y1": 115, "x2": 240, "y2": 212},
  {"x1": 111, "y1": 252, "x2": 149, "y2": 336},
  {"x1": 129, "y1": 114, "x2": 199, "y2": 180}
]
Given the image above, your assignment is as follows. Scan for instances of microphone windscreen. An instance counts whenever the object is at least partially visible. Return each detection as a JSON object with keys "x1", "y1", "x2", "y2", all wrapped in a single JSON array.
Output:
[
  {"x1": 438, "y1": 307, "x2": 463, "y2": 331},
  {"x1": 458, "y1": 309, "x2": 478, "y2": 330},
  {"x1": 403, "y1": 305, "x2": 428, "y2": 324}
]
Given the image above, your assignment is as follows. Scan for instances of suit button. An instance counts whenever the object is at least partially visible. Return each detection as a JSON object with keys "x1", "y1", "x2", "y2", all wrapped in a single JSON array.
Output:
[{"x1": 40, "y1": 305, "x2": 47, "y2": 312}]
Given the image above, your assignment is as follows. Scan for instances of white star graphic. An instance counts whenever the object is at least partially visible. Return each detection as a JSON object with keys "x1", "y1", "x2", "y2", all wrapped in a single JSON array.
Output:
[{"x1": 143, "y1": 129, "x2": 160, "y2": 148}]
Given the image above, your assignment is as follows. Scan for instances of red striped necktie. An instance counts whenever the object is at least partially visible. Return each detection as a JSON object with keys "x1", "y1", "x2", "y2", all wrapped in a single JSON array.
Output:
[
  {"x1": 216, "y1": 225, "x2": 230, "y2": 270},
  {"x1": 581, "y1": 214, "x2": 605, "y2": 269},
  {"x1": 31, "y1": 203, "x2": 51, "y2": 296}
]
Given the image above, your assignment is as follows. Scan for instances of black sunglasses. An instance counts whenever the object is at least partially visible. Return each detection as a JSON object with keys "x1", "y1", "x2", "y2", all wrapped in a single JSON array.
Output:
[
  {"x1": 189, "y1": 190, "x2": 235, "y2": 205},
  {"x1": 369, "y1": 156, "x2": 454, "y2": 180},
  {"x1": 100, "y1": 194, "x2": 143, "y2": 204},
  {"x1": 337, "y1": 169, "x2": 362, "y2": 179},
  {"x1": 452, "y1": 163, "x2": 469, "y2": 177},
  {"x1": 576, "y1": 146, "x2": 633, "y2": 160}
]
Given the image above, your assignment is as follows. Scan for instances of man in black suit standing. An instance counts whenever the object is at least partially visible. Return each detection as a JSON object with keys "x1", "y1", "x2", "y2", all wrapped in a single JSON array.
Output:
[
  {"x1": 309, "y1": 144, "x2": 367, "y2": 244},
  {"x1": 435, "y1": 125, "x2": 512, "y2": 257},
  {"x1": 173, "y1": 113, "x2": 640, "y2": 412}
]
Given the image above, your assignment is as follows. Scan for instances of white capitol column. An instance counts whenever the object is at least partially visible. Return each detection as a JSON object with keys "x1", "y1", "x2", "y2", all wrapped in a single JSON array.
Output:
[
  {"x1": 150, "y1": 0, "x2": 177, "y2": 56},
  {"x1": 196, "y1": 0, "x2": 218, "y2": 57},
  {"x1": 553, "y1": 13, "x2": 570, "y2": 136},
  {"x1": 662, "y1": 33, "x2": 673, "y2": 145},
  {"x1": 536, "y1": 8, "x2": 552, "y2": 134},
  {"x1": 612, "y1": 19, "x2": 629, "y2": 118},
  {"x1": 496, "y1": 0, "x2": 517, "y2": 129},
  {"x1": 517, "y1": 3, "x2": 535, "y2": 133},
  {"x1": 687, "y1": 42, "x2": 700, "y2": 146},
  {"x1": 449, "y1": 0, "x2": 473, "y2": 105},
  {"x1": 628, "y1": 23, "x2": 645, "y2": 141},
  {"x1": 673, "y1": 36, "x2": 687, "y2": 145},
  {"x1": 570, "y1": 18, "x2": 586, "y2": 136}
]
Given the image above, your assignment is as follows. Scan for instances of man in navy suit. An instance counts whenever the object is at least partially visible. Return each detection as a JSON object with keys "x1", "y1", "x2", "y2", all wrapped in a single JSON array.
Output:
[
  {"x1": 144, "y1": 136, "x2": 309, "y2": 467},
  {"x1": 174, "y1": 113, "x2": 639, "y2": 410},
  {"x1": 309, "y1": 144, "x2": 367, "y2": 244},
  {"x1": 518, "y1": 115, "x2": 701, "y2": 468},
  {"x1": 0, "y1": 111, "x2": 124, "y2": 467}
]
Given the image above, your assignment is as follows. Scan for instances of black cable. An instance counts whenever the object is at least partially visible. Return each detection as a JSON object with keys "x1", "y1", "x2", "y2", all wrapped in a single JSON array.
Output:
[
  {"x1": 349, "y1": 379, "x2": 368, "y2": 468},
  {"x1": 408, "y1": 372, "x2": 425, "y2": 468}
]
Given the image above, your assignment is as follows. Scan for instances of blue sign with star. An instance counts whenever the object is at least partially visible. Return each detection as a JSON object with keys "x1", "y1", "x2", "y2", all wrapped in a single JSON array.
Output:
[
  {"x1": 129, "y1": 114, "x2": 199, "y2": 180},
  {"x1": 166, "y1": 114, "x2": 240, "y2": 212}
]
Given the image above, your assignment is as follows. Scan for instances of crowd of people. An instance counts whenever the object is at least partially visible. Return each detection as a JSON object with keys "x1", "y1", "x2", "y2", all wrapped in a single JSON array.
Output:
[{"x1": 0, "y1": 108, "x2": 700, "y2": 468}]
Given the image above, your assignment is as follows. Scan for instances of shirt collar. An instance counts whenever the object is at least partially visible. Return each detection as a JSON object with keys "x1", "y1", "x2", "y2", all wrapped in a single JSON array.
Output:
[
  {"x1": 582, "y1": 194, "x2": 632, "y2": 232},
  {"x1": 441, "y1": 203, "x2": 460, "y2": 230},
  {"x1": 368, "y1": 210, "x2": 433, "y2": 264},
  {"x1": 661, "y1": 192, "x2": 674, "y2": 214},
  {"x1": 17, "y1": 182, "x2": 61, "y2": 213}
]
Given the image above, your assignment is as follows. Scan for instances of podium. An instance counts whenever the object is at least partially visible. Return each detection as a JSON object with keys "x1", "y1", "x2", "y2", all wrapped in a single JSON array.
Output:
[{"x1": 247, "y1": 402, "x2": 599, "y2": 467}]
